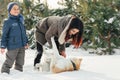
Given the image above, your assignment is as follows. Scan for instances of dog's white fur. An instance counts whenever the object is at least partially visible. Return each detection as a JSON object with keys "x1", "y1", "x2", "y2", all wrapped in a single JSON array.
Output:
[
  {"x1": 50, "y1": 37, "x2": 82, "y2": 73},
  {"x1": 36, "y1": 37, "x2": 82, "y2": 73},
  {"x1": 35, "y1": 46, "x2": 53, "y2": 72}
]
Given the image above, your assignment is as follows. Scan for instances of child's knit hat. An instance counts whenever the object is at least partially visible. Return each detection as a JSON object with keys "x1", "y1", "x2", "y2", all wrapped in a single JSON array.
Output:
[{"x1": 7, "y1": 2, "x2": 19, "y2": 13}]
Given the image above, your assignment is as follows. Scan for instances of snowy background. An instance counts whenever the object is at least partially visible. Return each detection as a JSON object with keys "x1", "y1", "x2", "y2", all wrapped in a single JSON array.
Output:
[{"x1": 0, "y1": 47, "x2": 120, "y2": 80}]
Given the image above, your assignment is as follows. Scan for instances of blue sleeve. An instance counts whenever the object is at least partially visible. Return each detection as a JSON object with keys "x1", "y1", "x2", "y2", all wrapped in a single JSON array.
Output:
[
  {"x1": 22, "y1": 25, "x2": 29, "y2": 46},
  {"x1": 25, "y1": 32, "x2": 29, "y2": 43},
  {"x1": 0, "y1": 21, "x2": 10, "y2": 49},
  {"x1": 24, "y1": 26, "x2": 29, "y2": 43}
]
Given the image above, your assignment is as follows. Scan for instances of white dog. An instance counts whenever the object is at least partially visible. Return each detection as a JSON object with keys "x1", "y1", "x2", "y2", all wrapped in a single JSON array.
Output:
[
  {"x1": 36, "y1": 37, "x2": 82, "y2": 73},
  {"x1": 35, "y1": 46, "x2": 53, "y2": 72},
  {"x1": 50, "y1": 37, "x2": 82, "y2": 73}
]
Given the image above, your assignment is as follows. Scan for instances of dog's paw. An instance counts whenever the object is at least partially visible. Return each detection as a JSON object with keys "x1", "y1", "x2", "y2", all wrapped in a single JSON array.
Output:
[
  {"x1": 34, "y1": 63, "x2": 40, "y2": 71},
  {"x1": 34, "y1": 66, "x2": 40, "y2": 71},
  {"x1": 79, "y1": 58, "x2": 83, "y2": 62}
]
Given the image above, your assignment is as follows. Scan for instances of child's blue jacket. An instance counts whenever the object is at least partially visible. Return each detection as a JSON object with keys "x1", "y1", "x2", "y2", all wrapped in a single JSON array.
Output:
[{"x1": 1, "y1": 15, "x2": 28, "y2": 50}]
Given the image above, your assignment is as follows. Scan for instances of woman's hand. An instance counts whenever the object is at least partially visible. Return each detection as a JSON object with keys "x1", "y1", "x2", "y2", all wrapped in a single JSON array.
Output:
[
  {"x1": 0, "y1": 48, "x2": 5, "y2": 54},
  {"x1": 60, "y1": 51, "x2": 66, "y2": 58}
]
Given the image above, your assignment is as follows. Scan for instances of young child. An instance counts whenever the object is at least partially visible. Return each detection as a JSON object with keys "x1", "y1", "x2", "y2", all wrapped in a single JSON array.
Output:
[{"x1": 0, "y1": 2, "x2": 28, "y2": 74}]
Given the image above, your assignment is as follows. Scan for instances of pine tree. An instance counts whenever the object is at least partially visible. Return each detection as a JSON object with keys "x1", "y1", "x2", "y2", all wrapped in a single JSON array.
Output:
[{"x1": 83, "y1": 0, "x2": 120, "y2": 54}]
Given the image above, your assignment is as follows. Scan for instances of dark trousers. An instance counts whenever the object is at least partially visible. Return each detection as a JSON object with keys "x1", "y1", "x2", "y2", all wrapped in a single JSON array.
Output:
[
  {"x1": 1, "y1": 47, "x2": 25, "y2": 74},
  {"x1": 34, "y1": 37, "x2": 60, "y2": 66}
]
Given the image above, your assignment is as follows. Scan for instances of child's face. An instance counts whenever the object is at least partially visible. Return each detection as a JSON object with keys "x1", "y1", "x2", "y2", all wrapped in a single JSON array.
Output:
[{"x1": 10, "y1": 5, "x2": 20, "y2": 16}]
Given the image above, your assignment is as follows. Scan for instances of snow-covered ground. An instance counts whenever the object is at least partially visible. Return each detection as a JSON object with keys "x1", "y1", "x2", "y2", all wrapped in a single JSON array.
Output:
[{"x1": 0, "y1": 47, "x2": 120, "y2": 80}]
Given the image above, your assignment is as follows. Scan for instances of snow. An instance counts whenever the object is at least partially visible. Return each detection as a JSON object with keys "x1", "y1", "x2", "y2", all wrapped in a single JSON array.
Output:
[
  {"x1": 104, "y1": 17, "x2": 115, "y2": 24},
  {"x1": 0, "y1": 47, "x2": 120, "y2": 80},
  {"x1": 90, "y1": 18, "x2": 95, "y2": 22}
]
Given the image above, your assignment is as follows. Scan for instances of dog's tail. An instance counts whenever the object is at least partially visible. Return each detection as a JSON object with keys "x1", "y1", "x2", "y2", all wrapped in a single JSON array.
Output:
[{"x1": 51, "y1": 37, "x2": 60, "y2": 56}]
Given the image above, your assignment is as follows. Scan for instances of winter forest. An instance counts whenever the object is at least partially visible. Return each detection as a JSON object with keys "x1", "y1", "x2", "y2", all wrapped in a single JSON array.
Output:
[
  {"x1": 0, "y1": 0, "x2": 120, "y2": 80},
  {"x1": 1, "y1": 0, "x2": 120, "y2": 54}
]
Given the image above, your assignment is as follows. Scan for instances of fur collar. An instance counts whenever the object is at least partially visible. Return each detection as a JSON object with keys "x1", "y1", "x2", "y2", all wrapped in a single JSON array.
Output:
[{"x1": 58, "y1": 17, "x2": 73, "y2": 44}]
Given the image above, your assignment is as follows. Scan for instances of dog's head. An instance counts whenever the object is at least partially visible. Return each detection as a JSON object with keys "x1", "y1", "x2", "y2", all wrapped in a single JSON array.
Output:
[{"x1": 71, "y1": 57, "x2": 82, "y2": 70}]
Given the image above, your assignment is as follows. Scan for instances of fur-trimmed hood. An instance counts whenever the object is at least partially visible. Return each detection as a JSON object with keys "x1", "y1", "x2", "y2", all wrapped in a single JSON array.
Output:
[
  {"x1": 35, "y1": 15, "x2": 73, "y2": 52},
  {"x1": 58, "y1": 17, "x2": 73, "y2": 44}
]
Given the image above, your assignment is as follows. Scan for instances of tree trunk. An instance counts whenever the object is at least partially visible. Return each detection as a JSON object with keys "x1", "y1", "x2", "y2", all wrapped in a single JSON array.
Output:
[{"x1": 107, "y1": 31, "x2": 112, "y2": 55}]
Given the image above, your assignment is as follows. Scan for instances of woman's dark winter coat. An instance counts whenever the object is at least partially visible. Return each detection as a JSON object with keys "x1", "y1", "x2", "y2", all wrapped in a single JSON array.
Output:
[{"x1": 35, "y1": 15, "x2": 73, "y2": 52}]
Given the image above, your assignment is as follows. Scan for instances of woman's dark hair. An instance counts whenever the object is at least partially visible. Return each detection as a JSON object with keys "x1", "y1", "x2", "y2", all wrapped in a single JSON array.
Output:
[{"x1": 65, "y1": 16, "x2": 84, "y2": 48}]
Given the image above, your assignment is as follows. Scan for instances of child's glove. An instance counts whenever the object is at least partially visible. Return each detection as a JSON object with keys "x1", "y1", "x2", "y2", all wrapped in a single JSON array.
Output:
[
  {"x1": 25, "y1": 43, "x2": 29, "y2": 49},
  {"x1": 0, "y1": 48, "x2": 5, "y2": 54}
]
